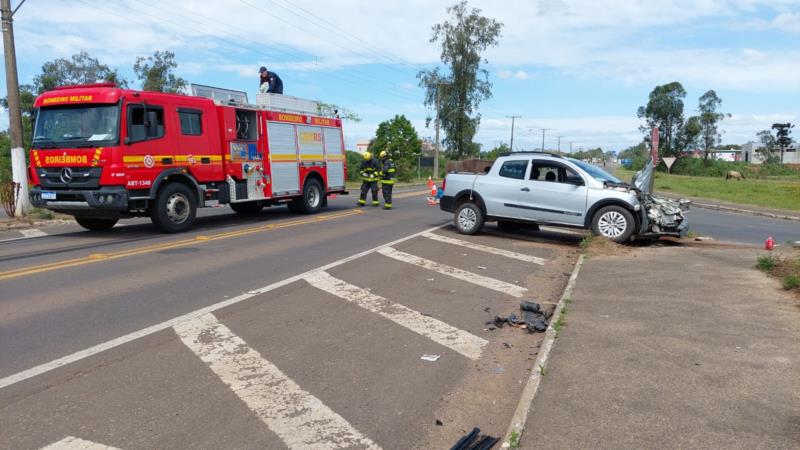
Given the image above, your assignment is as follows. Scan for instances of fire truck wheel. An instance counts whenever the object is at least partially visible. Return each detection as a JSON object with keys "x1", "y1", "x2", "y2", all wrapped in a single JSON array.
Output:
[
  {"x1": 150, "y1": 182, "x2": 197, "y2": 233},
  {"x1": 290, "y1": 178, "x2": 323, "y2": 214},
  {"x1": 75, "y1": 217, "x2": 119, "y2": 231},
  {"x1": 230, "y1": 201, "x2": 263, "y2": 215}
]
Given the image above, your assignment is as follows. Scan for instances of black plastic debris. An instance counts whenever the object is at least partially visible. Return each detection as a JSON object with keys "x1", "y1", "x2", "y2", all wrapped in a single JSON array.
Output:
[
  {"x1": 493, "y1": 301, "x2": 551, "y2": 333},
  {"x1": 451, "y1": 427, "x2": 499, "y2": 450},
  {"x1": 520, "y1": 301, "x2": 541, "y2": 313}
]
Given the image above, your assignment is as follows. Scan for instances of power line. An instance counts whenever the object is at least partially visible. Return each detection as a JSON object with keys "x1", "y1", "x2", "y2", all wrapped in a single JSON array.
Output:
[
  {"x1": 265, "y1": 0, "x2": 424, "y2": 78},
  {"x1": 237, "y1": 0, "x2": 420, "y2": 100},
  {"x1": 82, "y1": 0, "x2": 420, "y2": 103}
]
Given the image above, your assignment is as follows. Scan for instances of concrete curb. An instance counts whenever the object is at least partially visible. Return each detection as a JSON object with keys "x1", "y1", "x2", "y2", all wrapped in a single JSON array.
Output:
[
  {"x1": 501, "y1": 254, "x2": 586, "y2": 448},
  {"x1": 689, "y1": 202, "x2": 800, "y2": 222}
]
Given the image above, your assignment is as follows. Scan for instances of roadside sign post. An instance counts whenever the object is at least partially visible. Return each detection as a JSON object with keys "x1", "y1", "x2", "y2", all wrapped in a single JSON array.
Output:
[
  {"x1": 650, "y1": 126, "x2": 659, "y2": 193},
  {"x1": 662, "y1": 157, "x2": 676, "y2": 174}
]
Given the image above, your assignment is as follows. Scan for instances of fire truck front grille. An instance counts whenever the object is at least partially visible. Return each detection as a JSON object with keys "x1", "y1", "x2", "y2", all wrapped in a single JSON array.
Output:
[{"x1": 37, "y1": 167, "x2": 102, "y2": 190}]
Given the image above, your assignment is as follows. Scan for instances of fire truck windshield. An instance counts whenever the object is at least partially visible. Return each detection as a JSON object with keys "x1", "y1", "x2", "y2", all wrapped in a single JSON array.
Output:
[{"x1": 32, "y1": 104, "x2": 120, "y2": 149}]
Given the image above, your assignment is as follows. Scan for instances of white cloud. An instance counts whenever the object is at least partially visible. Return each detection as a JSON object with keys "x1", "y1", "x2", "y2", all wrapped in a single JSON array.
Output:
[
  {"x1": 13, "y1": 0, "x2": 800, "y2": 93},
  {"x1": 498, "y1": 70, "x2": 531, "y2": 80}
]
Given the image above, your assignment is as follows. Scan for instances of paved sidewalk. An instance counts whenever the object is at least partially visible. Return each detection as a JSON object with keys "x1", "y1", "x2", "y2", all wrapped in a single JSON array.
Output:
[{"x1": 522, "y1": 244, "x2": 800, "y2": 449}]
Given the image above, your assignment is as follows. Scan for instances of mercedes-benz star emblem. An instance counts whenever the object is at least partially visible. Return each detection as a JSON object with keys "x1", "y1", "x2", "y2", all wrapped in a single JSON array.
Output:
[{"x1": 60, "y1": 167, "x2": 73, "y2": 184}]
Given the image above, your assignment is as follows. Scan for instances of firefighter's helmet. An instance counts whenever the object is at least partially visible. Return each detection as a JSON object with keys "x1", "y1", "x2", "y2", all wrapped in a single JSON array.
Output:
[
  {"x1": 363, "y1": 152, "x2": 372, "y2": 161},
  {"x1": 379, "y1": 151, "x2": 388, "y2": 159}
]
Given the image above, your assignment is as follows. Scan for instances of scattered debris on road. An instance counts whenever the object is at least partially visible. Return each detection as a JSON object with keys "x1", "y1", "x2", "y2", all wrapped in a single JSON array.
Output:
[
  {"x1": 421, "y1": 354, "x2": 441, "y2": 362},
  {"x1": 451, "y1": 427, "x2": 500, "y2": 450},
  {"x1": 491, "y1": 301, "x2": 554, "y2": 333}
]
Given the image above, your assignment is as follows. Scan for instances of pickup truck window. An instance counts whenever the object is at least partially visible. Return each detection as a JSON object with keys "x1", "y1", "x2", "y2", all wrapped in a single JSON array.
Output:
[
  {"x1": 498, "y1": 160, "x2": 528, "y2": 180},
  {"x1": 531, "y1": 162, "x2": 579, "y2": 184}
]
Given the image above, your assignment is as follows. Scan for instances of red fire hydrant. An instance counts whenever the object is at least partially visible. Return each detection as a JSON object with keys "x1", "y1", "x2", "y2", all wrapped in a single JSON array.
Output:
[{"x1": 765, "y1": 236, "x2": 775, "y2": 251}]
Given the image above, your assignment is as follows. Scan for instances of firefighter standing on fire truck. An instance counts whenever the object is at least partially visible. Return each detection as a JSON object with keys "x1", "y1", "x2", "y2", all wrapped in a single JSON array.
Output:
[
  {"x1": 378, "y1": 150, "x2": 396, "y2": 209},
  {"x1": 357, "y1": 152, "x2": 380, "y2": 207}
]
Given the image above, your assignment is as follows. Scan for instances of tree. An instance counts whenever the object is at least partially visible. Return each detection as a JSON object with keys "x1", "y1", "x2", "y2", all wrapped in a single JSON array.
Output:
[
  {"x1": 675, "y1": 115, "x2": 702, "y2": 153},
  {"x1": 637, "y1": 82, "x2": 687, "y2": 156},
  {"x1": 133, "y1": 51, "x2": 187, "y2": 93},
  {"x1": 483, "y1": 142, "x2": 510, "y2": 160},
  {"x1": 418, "y1": 1, "x2": 503, "y2": 160},
  {"x1": 368, "y1": 115, "x2": 422, "y2": 182},
  {"x1": 32, "y1": 51, "x2": 127, "y2": 93},
  {"x1": 697, "y1": 90, "x2": 729, "y2": 160},
  {"x1": 756, "y1": 129, "x2": 779, "y2": 163}
]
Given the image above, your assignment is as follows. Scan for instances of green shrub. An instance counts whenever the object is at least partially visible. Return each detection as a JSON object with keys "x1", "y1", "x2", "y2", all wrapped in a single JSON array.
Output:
[
  {"x1": 783, "y1": 275, "x2": 800, "y2": 290},
  {"x1": 670, "y1": 158, "x2": 751, "y2": 178},
  {"x1": 756, "y1": 255, "x2": 776, "y2": 271}
]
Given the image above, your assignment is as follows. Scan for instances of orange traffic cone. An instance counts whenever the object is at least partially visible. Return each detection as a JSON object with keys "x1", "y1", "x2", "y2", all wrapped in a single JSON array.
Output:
[
  {"x1": 427, "y1": 176, "x2": 434, "y2": 189},
  {"x1": 431, "y1": 184, "x2": 438, "y2": 196}
]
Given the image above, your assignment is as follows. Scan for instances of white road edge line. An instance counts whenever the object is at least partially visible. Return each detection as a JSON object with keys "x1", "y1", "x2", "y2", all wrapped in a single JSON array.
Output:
[
  {"x1": 0, "y1": 229, "x2": 49, "y2": 243},
  {"x1": 0, "y1": 224, "x2": 447, "y2": 390},
  {"x1": 422, "y1": 232, "x2": 547, "y2": 265},
  {"x1": 306, "y1": 271, "x2": 487, "y2": 360},
  {"x1": 20, "y1": 229, "x2": 49, "y2": 238},
  {"x1": 377, "y1": 247, "x2": 528, "y2": 298},
  {"x1": 501, "y1": 255, "x2": 586, "y2": 448},
  {"x1": 175, "y1": 313, "x2": 380, "y2": 450},
  {"x1": 40, "y1": 436, "x2": 121, "y2": 450}
]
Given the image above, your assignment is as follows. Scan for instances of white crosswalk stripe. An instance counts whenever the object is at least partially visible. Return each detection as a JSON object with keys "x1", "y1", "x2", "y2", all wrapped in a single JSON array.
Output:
[
  {"x1": 175, "y1": 313, "x2": 380, "y2": 450},
  {"x1": 377, "y1": 247, "x2": 528, "y2": 298},
  {"x1": 40, "y1": 436, "x2": 121, "y2": 450},
  {"x1": 421, "y1": 232, "x2": 547, "y2": 265},
  {"x1": 305, "y1": 271, "x2": 487, "y2": 360}
]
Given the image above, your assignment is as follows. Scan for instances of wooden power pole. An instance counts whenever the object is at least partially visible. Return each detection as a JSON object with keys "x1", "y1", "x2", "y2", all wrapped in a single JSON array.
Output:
[{"x1": 2, "y1": 0, "x2": 30, "y2": 215}]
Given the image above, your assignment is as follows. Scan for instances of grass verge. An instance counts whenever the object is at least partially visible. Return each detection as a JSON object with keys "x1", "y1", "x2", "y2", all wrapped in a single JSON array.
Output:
[
  {"x1": 615, "y1": 168, "x2": 800, "y2": 211},
  {"x1": 756, "y1": 253, "x2": 800, "y2": 293}
]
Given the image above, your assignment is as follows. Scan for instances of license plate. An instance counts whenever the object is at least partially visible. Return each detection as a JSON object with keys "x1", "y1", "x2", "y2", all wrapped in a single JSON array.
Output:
[{"x1": 41, "y1": 191, "x2": 56, "y2": 200}]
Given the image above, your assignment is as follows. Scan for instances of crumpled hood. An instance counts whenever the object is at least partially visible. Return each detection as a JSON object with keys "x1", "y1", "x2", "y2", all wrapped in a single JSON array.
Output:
[{"x1": 632, "y1": 157, "x2": 654, "y2": 194}]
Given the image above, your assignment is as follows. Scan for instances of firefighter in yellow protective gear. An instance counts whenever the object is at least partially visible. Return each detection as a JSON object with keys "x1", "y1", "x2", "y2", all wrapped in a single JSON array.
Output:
[
  {"x1": 357, "y1": 152, "x2": 380, "y2": 207},
  {"x1": 378, "y1": 150, "x2": 396, "y2": 209}
]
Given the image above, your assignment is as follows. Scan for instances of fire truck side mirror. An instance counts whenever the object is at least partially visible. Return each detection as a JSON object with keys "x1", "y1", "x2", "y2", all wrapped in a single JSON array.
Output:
[{"x1": 124, "y1": 137, "x2": 132, "y2": 145}]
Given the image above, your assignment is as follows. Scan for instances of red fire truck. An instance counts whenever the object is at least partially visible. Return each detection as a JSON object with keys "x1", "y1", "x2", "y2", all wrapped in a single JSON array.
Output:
[{"x1": 28, "y1": 83, "x2": 348, "y2": 232}]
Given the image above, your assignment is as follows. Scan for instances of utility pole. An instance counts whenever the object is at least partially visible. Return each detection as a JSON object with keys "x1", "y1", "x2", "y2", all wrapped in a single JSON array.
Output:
[
  {"x1": 540, "y1": 128, "x2": 551, "y2": 152},
  {"x1": 434, "y1": 86, "x2": 441, "y2": 179},
  {"x1": 569, "y1": 141, "x2": 574, "y2": 154},
  {"x1": 557, "y1": 136, "x2": 564, "y2": 153},
  {"x1": 2, "y1": 0, "x2": 30, "y2": 216},
  {"x1": 506, "y1": 115, "x2": 521, "y2": 152}
]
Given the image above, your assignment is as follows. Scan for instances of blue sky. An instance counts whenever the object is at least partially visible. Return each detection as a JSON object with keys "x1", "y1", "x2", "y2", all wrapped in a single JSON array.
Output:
[{"x1": 3, "y1": 0, "x2": 800, "y2": 152}]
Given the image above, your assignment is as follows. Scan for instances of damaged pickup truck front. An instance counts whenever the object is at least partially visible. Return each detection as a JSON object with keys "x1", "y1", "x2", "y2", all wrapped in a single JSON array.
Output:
[
  {"x1": 440, "y1": 152, "x2": 691, "y2": 243},
  {"x1": 622, "y1": 158, "x2": 691, "y2": 238}
]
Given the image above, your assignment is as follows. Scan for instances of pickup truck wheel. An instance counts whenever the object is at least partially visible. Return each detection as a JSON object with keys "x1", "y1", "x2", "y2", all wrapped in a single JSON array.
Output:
[
  {"x1": 150, "y1": 183, "x2": 197, "y2": 233},
  {"x1": 592, "y1": 206, "x2": 634, "y2": 243},
  {"x1": 497, "y1": 220, "x2": 521, "y2": 232},
  {"x1": 230, "y1": 201, "x2": 263, "y2": 215},
  {"x1": 454, "y1": 202, "x2": 484, "y2": 235},
  {"x1": 75, "y1": 217, "x2": 118, "y2": 231},
  {"x1": 289, "y1": 179, "x2": 323, "y2": 214}
]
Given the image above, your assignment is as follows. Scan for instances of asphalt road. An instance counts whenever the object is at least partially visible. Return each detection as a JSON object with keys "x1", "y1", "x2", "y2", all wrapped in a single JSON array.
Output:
[
  {"x1": 686, "y1": 207, "x2": 799, "y2": 246},
  {"x1": 0, "y1": 189, "x2": 581, "y2": 449}
]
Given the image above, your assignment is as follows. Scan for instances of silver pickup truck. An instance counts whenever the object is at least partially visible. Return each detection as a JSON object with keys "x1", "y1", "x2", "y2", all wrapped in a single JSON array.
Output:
[{"x1": 439, "y1": 152, "x2": 689, "y2": 242}]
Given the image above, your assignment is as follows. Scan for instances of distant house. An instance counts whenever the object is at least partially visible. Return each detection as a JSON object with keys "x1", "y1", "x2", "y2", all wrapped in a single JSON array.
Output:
[
  {"x1": 741, "y1": 141, "x2": 799, "y2": 164},
  {"x1": 707, "y1": 148, "x2": 742, "y2": 162},
  {"x1": 355, "y1": 140, "x2": 370, "y2": 154}
]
